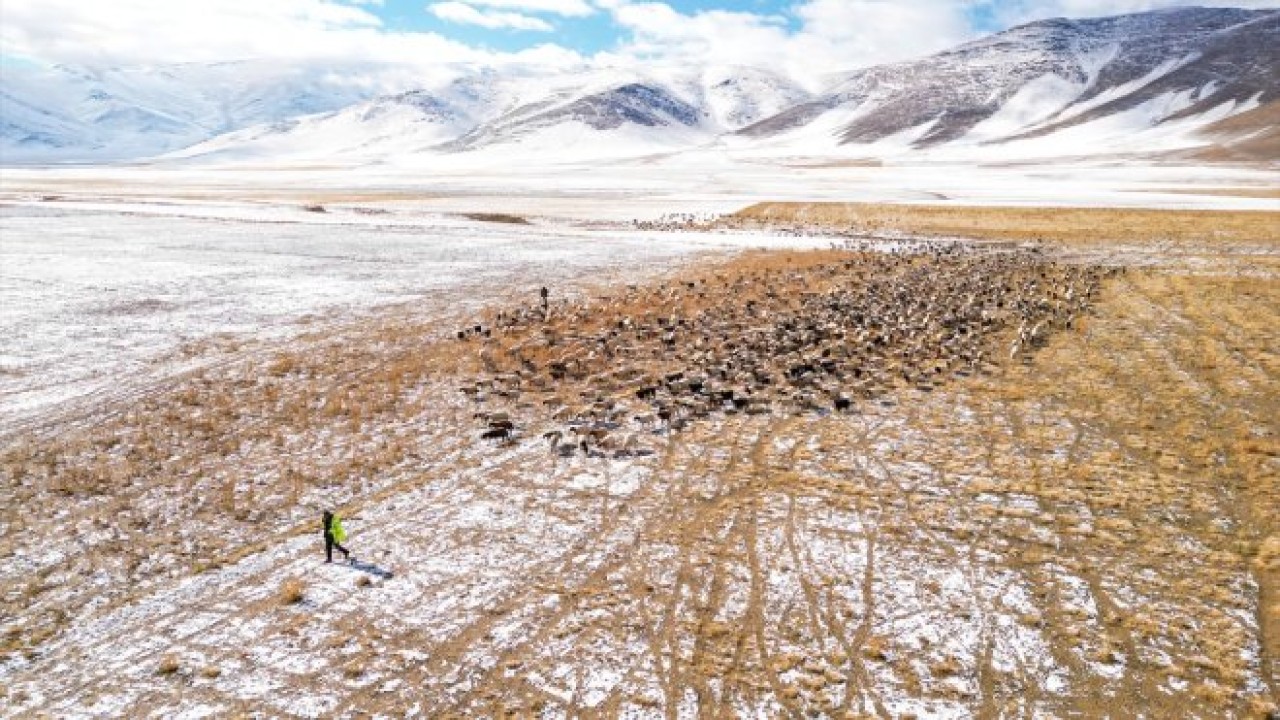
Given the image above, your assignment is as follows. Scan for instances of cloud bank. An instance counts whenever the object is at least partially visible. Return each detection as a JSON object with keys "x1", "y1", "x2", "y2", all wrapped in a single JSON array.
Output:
[{"x1": 1, "y1": 0, "x2": 1275, "y2": 88}]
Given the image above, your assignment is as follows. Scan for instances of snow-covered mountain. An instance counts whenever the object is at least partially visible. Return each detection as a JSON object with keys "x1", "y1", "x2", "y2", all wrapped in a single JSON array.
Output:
[
  {"x1": 739, "y1": 6, "x2": 1277, "y2": 158},
  {"x1": 166, "y1": 90, "x2": 472, "y2": 162},
  {"x1": 165, "y1": 64, "x2": 811, "y2": 163},
  {"x1": 0, "y1": 61, "x2": 398, "y2": 162},
  {"x1": 671, "y1": 65, "x2": 816, "y2": 132},
  {"x1": 438, "y1": 79, "x2": 708, "y2": 158},
  {"x1": 2, "y1": 7, "x2": 1275, "y2": 165}
]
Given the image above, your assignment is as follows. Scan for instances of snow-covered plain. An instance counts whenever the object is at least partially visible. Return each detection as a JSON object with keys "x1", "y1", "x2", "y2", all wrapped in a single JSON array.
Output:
[{"x1": 1, "y1": 162, "x2": 1276, "y2": 718}]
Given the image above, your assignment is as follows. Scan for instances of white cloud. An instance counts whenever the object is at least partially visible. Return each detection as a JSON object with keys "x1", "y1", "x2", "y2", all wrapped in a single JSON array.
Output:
[
  {"x1": 3, "y1": 0, "x2": 373, "y2": 63},
  {"x1": 595, "y1": 0, "x2": 977, "y2": 89},
  {"x1": 429, "y1": 1, "x2": 554, "y2": 31},
  {"x1": 0, "y1": 0, "x2": 589, "y2": 69},
  {"x1": 977, "y1": 0, "x2": 1279, "y2": 27},
  {"x1": 425, "y1": 0, "x2": 596, "y2": 34},
  {"x1": 791, "y1": 0, "x2": 975, "y2": 69},
  {"x1": 467, "y1": 0, "x2": 594, "y2": 16}
]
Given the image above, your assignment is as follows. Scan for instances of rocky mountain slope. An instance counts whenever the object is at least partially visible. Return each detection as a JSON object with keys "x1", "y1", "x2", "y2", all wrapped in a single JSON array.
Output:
[
  {"x1": 438, "y1": 81, "x2": 707, "y2": 156},
  {"x1": 740, "y1": 7, "x2": 1277, "y2": 157}
]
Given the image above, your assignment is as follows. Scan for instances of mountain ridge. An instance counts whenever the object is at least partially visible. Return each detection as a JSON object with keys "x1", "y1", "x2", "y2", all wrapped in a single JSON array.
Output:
[
  {"x1": 2, "y1": 7, "x2": 1275, "y2": 165},
  {"x1": 738, "y1": 6, "x2": 1276, "y2": 155}
]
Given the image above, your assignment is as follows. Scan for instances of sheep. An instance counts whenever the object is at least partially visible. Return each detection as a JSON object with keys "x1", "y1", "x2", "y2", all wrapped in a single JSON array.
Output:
[{"x1": 462, "y1": 245, "x2": 1114, "y2": 451}]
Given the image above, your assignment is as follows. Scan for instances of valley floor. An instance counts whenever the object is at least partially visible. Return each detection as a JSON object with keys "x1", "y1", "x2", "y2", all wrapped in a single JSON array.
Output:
[{"x1": 0, "y1": 169, "x2": 1277, "y2": 718}]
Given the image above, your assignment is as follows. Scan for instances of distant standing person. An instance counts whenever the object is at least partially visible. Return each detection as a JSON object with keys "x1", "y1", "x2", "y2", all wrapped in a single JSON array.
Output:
[{"x1": 322, "y1": 509, "x2": 351, "y2": 564}]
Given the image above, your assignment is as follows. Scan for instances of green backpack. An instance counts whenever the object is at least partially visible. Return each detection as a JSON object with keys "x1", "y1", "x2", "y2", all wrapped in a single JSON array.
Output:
[{"x1": 331, "y1": 514, "x2": 347, "y2": 543}]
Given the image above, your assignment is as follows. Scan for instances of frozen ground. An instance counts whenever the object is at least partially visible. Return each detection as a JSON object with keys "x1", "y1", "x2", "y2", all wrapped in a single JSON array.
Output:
[
  {"x1": 2, "y1": 242, "x2": 1274, "y2": 718},
  {"x1": 0, "y1": 166, "x2": 1276, "y2": 718}
]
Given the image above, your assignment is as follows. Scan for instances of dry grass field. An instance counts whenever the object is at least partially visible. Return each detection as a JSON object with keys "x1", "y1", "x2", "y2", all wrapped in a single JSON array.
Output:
[
  {"x1": 730, "y1": 202, "x2": 1280, "y2": 246},
  {"x1": 1, "y1": 204, "x2": 1277, "y2": 718}
]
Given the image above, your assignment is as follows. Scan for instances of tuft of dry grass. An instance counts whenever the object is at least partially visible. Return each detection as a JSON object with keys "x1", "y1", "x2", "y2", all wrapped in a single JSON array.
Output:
[
  {"x1": 1246, "y1": 695, "x2": 1278, "y2": 718},
  {"x1": 279, "y1": 578, "x2": 305, "y2": 605},
  {"x1": 462, "y1": 212, "x2": 529, "y2": 225},
  {"x1": 929, "y1": 656, "x2": 963, "y2": 677},
  {"x1": 156, "y1": 654, "x2": 181, "y2": 676}
]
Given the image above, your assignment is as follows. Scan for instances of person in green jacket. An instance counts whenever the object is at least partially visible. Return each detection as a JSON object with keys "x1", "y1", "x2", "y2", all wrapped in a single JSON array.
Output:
[{"x1": 322, "y1": 509, "x2": 351, "y2": 564}]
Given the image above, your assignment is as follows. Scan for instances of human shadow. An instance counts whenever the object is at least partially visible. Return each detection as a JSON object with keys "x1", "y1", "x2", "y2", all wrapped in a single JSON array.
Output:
[{"x1": 340, "y1": 558, "x2": 395, "y2": 580}]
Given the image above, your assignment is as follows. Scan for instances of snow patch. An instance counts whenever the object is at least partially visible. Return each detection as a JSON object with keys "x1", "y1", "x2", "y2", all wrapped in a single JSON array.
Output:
[{"x1": 966, "y1": 74, "x2": 1088, "y2": 143}]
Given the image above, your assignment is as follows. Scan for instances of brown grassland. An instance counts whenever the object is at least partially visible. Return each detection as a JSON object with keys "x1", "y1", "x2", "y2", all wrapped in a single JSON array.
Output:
[
  {"x1": 1, "y1": 204, "x2": 1277, "y2": 717},
  {"x1": 729, "y1": 201, "x2": 1280, "y2": 245}
]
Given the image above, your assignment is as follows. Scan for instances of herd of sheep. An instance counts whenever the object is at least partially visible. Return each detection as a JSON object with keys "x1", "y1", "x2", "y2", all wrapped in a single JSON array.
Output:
[{"x1": 458, "y1": 241, "x2": 1120, "y2": 456}]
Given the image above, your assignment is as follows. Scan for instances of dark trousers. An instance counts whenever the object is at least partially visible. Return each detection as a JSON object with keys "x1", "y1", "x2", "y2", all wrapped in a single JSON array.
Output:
[{"x1": 325, "y1": 533, "x2": 349, "y2": 562}]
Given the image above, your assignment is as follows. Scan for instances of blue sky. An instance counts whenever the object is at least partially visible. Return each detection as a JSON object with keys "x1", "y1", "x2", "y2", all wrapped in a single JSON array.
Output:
[
  {"x1": 375, "y1": 0, "x2": 625, "y2": 53},
  {"x1": 366, "y1": 1, "x2": 815, "y2": 54},
  {"x1": 373, "y1": 0, "x2": 975, "y2": 53}
]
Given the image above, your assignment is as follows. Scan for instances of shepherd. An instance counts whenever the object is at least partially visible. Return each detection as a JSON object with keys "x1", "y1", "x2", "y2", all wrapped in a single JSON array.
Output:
[{"x1": 322, "y1": 509, "x2": 352, "y2": 564}]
